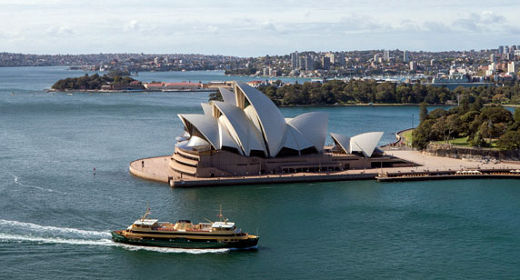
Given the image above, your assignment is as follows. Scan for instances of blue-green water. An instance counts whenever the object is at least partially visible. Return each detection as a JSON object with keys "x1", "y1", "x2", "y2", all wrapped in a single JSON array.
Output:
[{"x1": 1, "y1": 67, "x2": 519, "y2": 279}]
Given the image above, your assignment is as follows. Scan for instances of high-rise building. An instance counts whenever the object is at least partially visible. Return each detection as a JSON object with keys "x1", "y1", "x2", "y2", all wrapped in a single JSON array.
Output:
[
  {"x1": 372, "y1": 53, "x2": 383, "y2": 63},
  {"x1": 383, "y1": 50, "x2": 390, "y2": 61},
  {"x1": 508, "y1": 61, "x2": 517, "y2": 74},
  {"x1": 335, "y1": 53, "x2": 346, "y2": 66},
  {"x1": 305, "y1": 56, "x2": 314, "y2": 71},
  {"x1": 321, "y1": 56, "x2": 330, "y2": 70},
  {"x1": 490, "y1": 53, "x2": 496, "y2": 63},
  {"x1": 325, "y1": 52, "x2": 335, "y2": 65},
  {"x1": 290, "y1": 51, "x2": 299, "y2": 70},
  {"x1": 403, "y1": 50, "x2": 409, "y2": 62},
  {"x1": 409, "y1": 61, "x2": 417, "y2": 71},
  {"x1": 498, "y1": 45, "x2": 504, "y2": 54},
  {"x1": 299, "y1": 57, "x2": 306, "y2": 70}
]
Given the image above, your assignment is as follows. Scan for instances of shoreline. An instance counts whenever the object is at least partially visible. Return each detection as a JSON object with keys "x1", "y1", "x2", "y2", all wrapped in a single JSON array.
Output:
[
  {"x1": 129, "y1": 151, "x2": 520, "y2": 188},
  {"x1": 46, "y1": 88, "x2": 217, "y2": 93},
  {"x1": 42, "y1": 89, "x2": 520, "y2": 108},
  {"x1": 278, "y1": 103, "x2": 520, "y2": 108}
]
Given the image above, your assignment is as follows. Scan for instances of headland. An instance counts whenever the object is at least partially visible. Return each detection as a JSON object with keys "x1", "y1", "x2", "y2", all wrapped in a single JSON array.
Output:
[{"x1": 128, "y1": 81, "x2": 520, "y2": 187}]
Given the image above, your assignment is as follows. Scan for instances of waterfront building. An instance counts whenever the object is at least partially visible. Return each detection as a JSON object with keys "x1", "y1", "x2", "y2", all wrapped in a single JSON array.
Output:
[
  {"x1": 431, "y1": 73, "x2": 492, "y2": 89},
  {"x1": 170, "y1": 82, "x2": 409, "y2": 179},
  {"x1": 143, "y1": 82, "x2": 201, "y2": 91}
]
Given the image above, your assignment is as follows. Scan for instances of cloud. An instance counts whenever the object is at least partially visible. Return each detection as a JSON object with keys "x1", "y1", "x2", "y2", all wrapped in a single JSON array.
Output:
[
  {"x1": 45, "y1": 25, "x2": 74, "y2": 36},
  {"x1": 124, "y1": 20, "x2": 141, "y2": 31},
  {"x1": 0, "y1": 2, "x2": 519, "y2": 55},
  {"x1": 452, "y1": 11, "x2": 507, "y2": 32}
]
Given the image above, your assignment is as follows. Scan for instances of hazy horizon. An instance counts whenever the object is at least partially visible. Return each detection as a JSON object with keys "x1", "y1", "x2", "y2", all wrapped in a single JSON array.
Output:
[{"x1": 1, "y1": 0, "x2": 519, "y2": 56}]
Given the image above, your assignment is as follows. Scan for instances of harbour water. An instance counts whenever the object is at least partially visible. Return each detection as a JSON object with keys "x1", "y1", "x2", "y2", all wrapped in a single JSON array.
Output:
[{"x1": 1, "y1": 67, "x2": 519, "y2": 279}]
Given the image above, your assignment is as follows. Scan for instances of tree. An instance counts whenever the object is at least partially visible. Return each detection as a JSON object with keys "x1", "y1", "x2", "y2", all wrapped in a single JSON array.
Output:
[
  {"x1": 470, "y1": 96, "x2": 484, "y2": 112},
  {"x1": 412, "y1": 119, "x2": 435, "y2": 150},
  {"x1": 419, "y1": 102, "x2": 428, "y2": 123},
  {"x1": 469, "y1": 131, "x2": 487, "y2": 148},
  {"x1": 514, "y1": 108, "x2": 520, "y2": 123},
  {"x1": 496, "y1": 131, "x2": 520, "y2": 150},
  {"x1": 458, "y1": 93, "x2": 470, "y2": 113}
]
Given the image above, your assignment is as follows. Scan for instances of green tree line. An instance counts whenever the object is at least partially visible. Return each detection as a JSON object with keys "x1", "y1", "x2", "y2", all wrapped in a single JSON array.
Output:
[
  {"x1": 52, "y1": 72, "x2": 143, "y2": 91},
  {"x1": 256, "y1": 80, "x2": 520, "y2": 106},
  {"x1": 412, "y1": 98, "x2": 520, "y2": 151}
]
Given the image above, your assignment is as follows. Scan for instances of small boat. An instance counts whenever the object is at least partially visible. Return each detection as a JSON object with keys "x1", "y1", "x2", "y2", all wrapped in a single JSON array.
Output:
[{"x1": 111, "y1": 207, "x2": 259, "y2": 249}]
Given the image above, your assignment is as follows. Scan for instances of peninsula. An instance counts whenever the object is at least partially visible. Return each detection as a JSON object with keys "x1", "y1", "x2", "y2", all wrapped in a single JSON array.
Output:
[
  {"x1": 129, "y1": 81, "x2": 520, "y2": 187},
  {"x1": 50, "y1": 72, "x2": 221, "y2": 92},
  {"x1": 50, "y1": 72, "x2": 144, "y2": 92}
]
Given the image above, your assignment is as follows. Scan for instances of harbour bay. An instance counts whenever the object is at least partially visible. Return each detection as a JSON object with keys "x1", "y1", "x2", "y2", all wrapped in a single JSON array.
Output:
[{"x1": 1, "y1": 67, "x2": 519, "y2": 279}]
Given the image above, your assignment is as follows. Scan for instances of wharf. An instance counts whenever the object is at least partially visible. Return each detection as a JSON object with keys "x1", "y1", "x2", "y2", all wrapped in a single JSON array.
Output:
[{"x1": 376, "y1": 169, "x2": 520, "y2": 182}]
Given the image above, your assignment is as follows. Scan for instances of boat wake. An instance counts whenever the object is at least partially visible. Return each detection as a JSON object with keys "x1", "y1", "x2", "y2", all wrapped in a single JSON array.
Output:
[
  {"x1": 0, "y1": 219, "x2": 230, "y2": 254},
  {"x1": 7, "y1": 172, "x2": 65, "y2": 194},
  {"x1": 0, "y1": 219, "x2": 111, "y2": 239}
]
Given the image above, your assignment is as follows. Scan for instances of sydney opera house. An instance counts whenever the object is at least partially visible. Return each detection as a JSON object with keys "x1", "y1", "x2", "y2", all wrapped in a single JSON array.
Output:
[{"x1": 170, "y1": 82, "x2": 410, "y2": 179}]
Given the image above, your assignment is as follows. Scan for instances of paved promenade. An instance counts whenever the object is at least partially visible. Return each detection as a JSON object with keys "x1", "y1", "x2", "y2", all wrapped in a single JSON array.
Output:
[
  {"x1": 129, "y1": 150, "x2": 520, "y2": 187},
  {"x1": 129, "y1": 156, "x2": 174, "y2": 183}
]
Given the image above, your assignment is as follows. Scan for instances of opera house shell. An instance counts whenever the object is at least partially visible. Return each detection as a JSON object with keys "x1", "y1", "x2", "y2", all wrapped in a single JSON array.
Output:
[{"x1": 170, "y1": 82, "x2": 408, "y2": 179}]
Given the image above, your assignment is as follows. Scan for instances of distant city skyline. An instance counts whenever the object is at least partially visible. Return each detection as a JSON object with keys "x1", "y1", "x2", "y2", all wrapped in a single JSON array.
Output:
[{"x1": 1, "y1": 0, "x2": 520, "y2": 56}]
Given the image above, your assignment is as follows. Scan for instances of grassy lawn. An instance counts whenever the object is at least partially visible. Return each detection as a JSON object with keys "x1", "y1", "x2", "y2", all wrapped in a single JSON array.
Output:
[
  {"x1": 433, "y1": 136, "x2": 498, "y2": 148},
  {"x1": 400, "y1": 130, "x2": 499, "y2": 148},
  {"x1": 401, "y1": 129, "x2": 413, "y2": 144}
]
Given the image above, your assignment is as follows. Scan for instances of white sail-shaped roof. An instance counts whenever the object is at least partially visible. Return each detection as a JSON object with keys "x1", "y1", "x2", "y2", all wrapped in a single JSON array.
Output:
[
  {"x1": 218, "y1": 87, "x2": 235, "y2": 104},
  {"x1": 217, "y1": 117, "x2": 242, "y2": 154},
  {"x1": 212, "y1": 101, "x2": 267, "y2": 157},
  {"x1": 244, "y1": 105, "x2": 262, "y2": 133},
  {"x1": 287, "y1": 112, "x2": 328, "y2": 152},
  {"x1": 330, "y1": 132, "x2": 350, "y2": 154},
  {"x1": 235, "y1": 83, "x2": 287, "y2": 157},
  {"x1": 177, "y1": 81, "x2": 341, "y2": 158},
  {"x1": 178, "y1": 114, "x2": 220, "y2": 149},
  {"x1": 200, "y1": 103, "x2": 212, "y2": 116},
  {"x1": 349, "y1": 132, "x2": 383, "y2": 157},
  {"x1": 186, "y1": 136, "x2": 211, "y2": 149},
  {"x1": 283, "y1": 124, "x2": 314, "y2": 152}
]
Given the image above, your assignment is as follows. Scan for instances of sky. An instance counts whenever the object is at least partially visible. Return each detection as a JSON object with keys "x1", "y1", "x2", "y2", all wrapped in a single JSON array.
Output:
[{"x1": 0, "y1": 0, "x2": 519, "y2": 56}]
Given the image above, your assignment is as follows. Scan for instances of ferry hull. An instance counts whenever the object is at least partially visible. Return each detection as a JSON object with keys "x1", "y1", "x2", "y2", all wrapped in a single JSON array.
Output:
[{"x1": 111, "y1": 231, "x2": 258, "y2": 249}]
